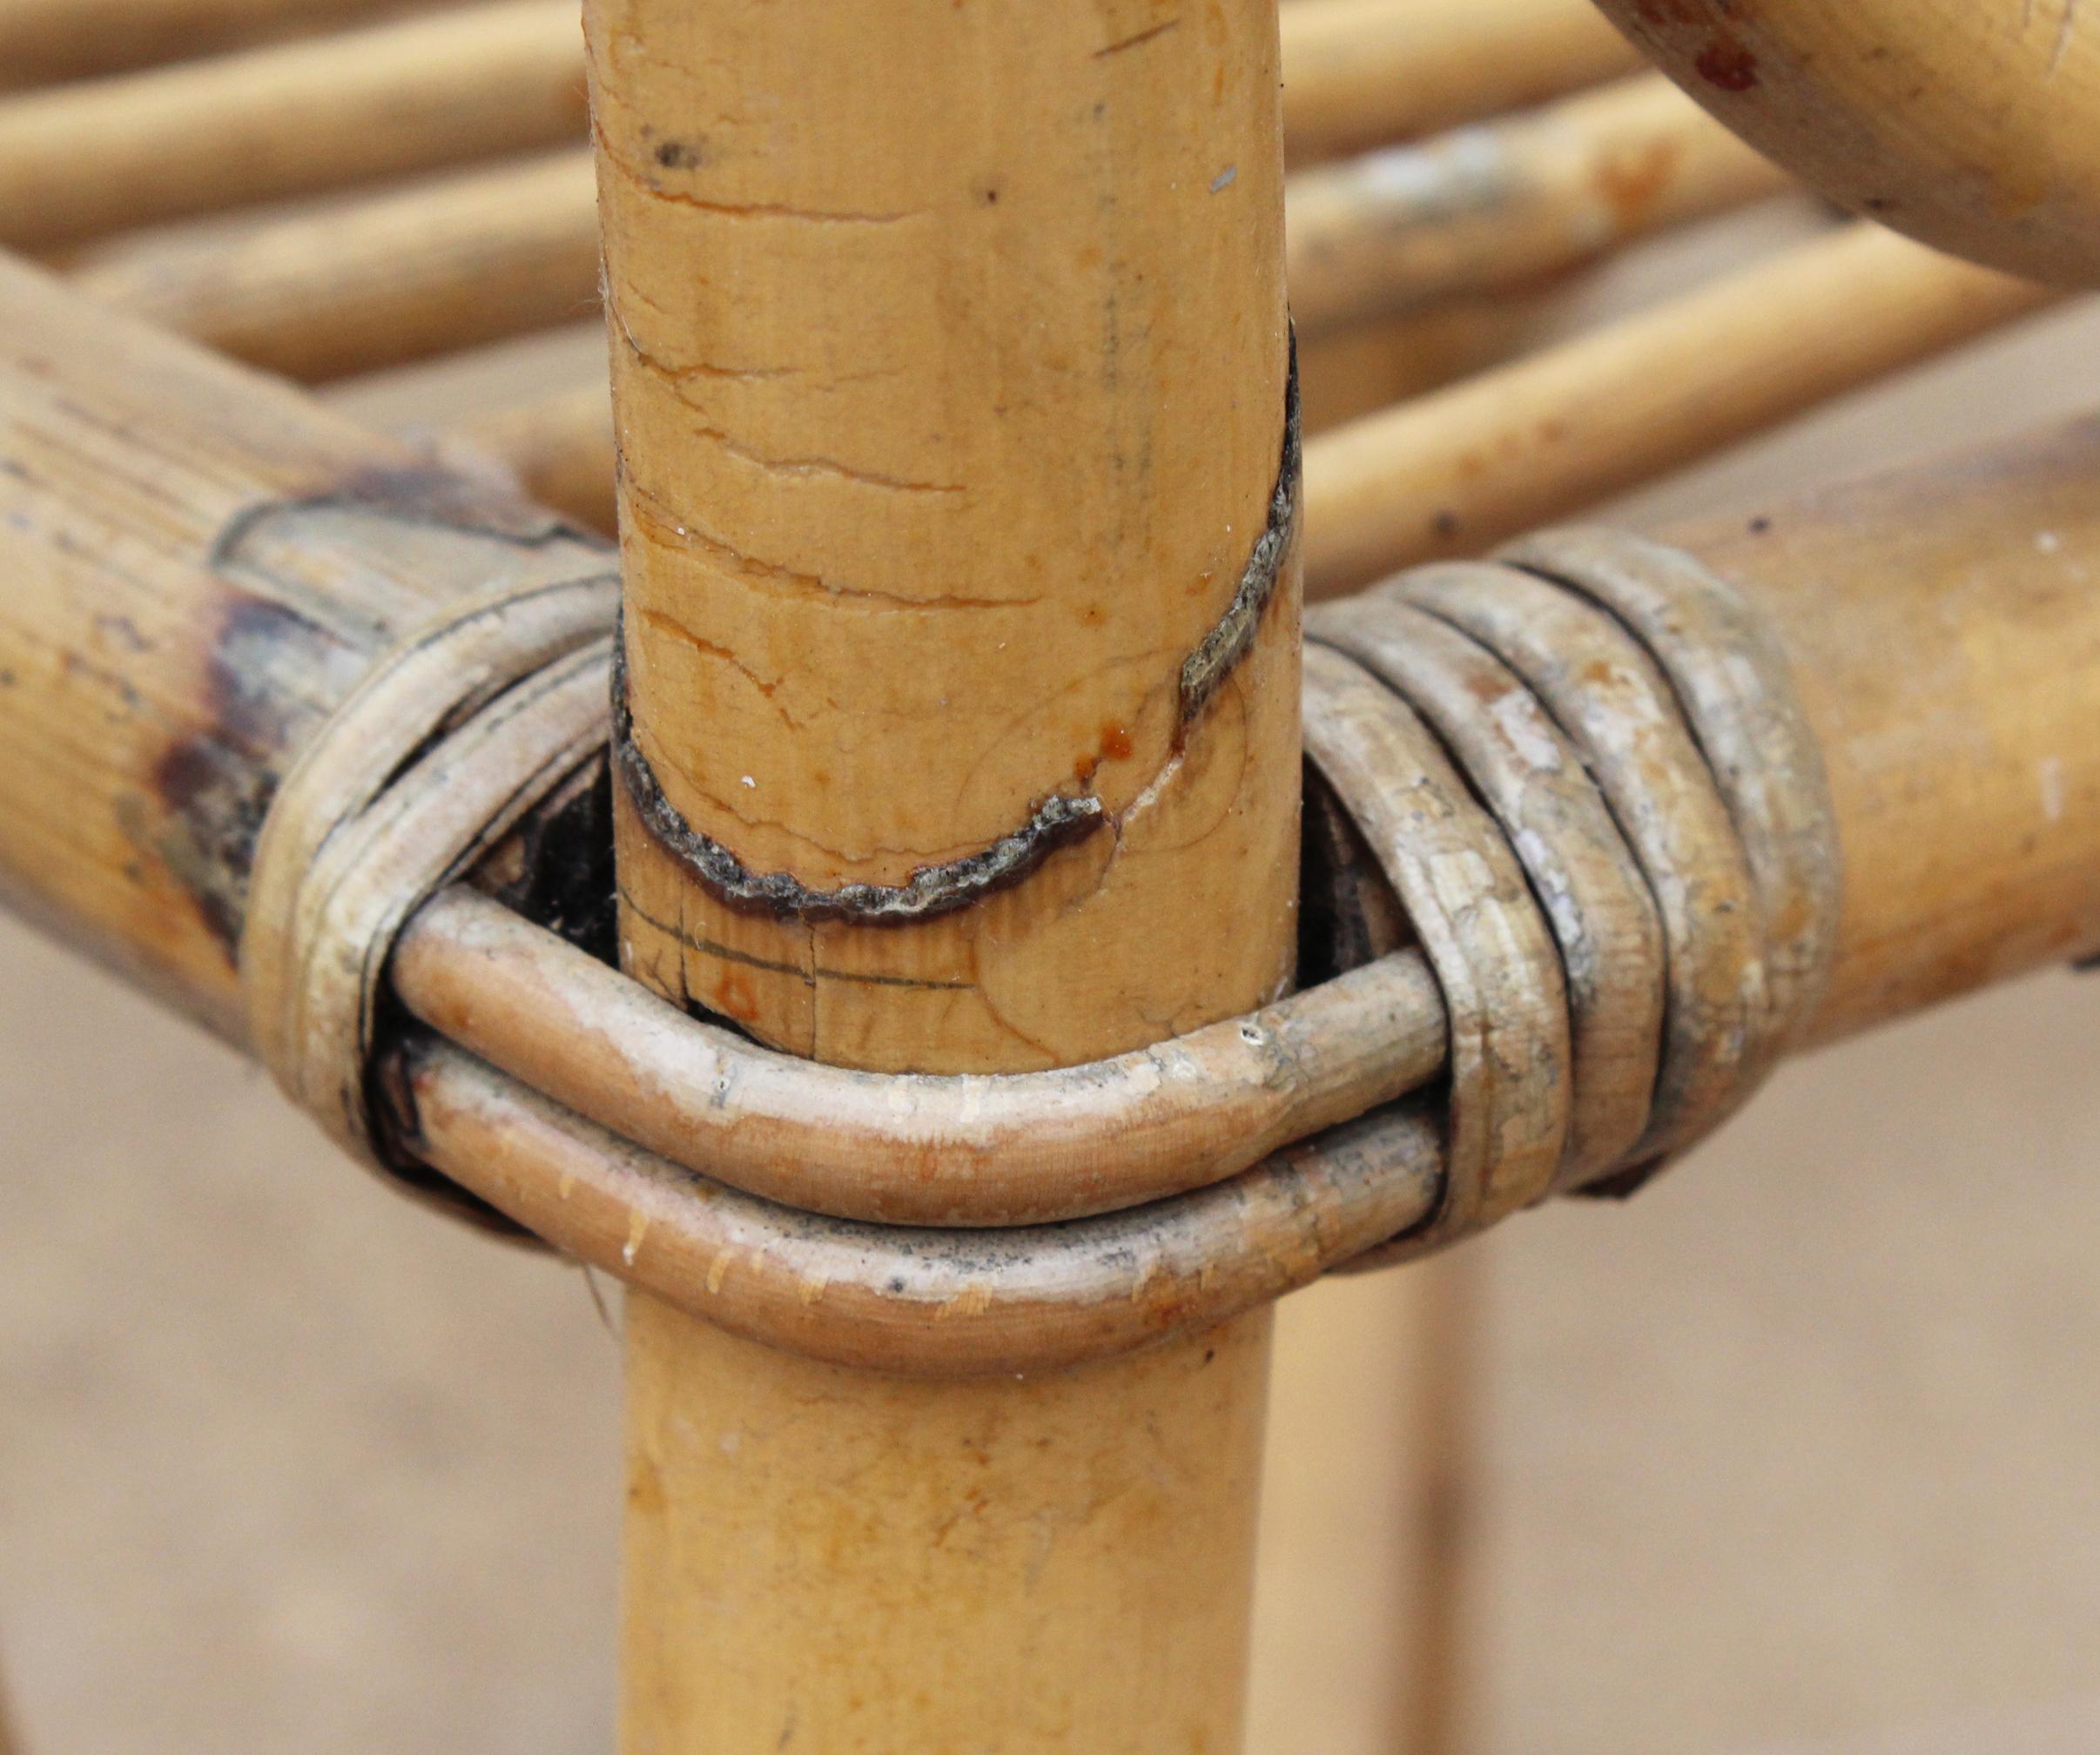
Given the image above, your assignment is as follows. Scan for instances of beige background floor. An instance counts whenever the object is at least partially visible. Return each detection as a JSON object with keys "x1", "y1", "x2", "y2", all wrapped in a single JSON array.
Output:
[{"x1": 3, "y1": 244, "x2": 2099, "y2": 1752}]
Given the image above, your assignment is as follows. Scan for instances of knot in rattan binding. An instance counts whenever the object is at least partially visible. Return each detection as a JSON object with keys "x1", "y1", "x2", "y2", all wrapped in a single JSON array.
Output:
[{"x1": 1304, "y1": 526, "x2": 1841, "y2": 1266}]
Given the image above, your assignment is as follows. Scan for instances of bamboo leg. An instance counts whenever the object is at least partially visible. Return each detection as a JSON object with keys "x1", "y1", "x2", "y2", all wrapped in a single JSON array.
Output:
[
  {"x1": 1400, "y1": 1249, "x2": 1484, "y2": 1755},
  {"x1": 590, "y1": 0, "x2": 1298, "y2": 1748}
]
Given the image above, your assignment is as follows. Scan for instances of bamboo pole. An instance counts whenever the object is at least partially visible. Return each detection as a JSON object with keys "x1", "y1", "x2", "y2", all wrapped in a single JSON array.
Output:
[
  {"x1": 1279, "y1": 0, "x2": 1642, "y2": 164},
  {"x1": 1286, "y1": 72, "x2": 1787, "y2": 337},
  {"x1": 3, "y1": 0, "x2": 1633, "y2": 253},
  {"x1": 70, "y1": 152, "x2": 601, "y2": 381},
  {"x1": 1303, "y1": 223, "x2": 2060, "y2": 596},
  {"x1": 0, "y1": 0, "x2": 427, "y2": 90},
  {"x1": 588, "y1": 0, "x2": 1296, "y2": 1745},
  {"x1": 0, "y1": 0, "x2": 587, "y2": 250},
  {"x1": 1591, "y1": 0, "x2": 2100, "y2": 285}
]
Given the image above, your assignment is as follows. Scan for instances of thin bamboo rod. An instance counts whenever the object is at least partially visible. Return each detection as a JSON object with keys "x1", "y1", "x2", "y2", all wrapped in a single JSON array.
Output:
[
  {"x1": 1287, "y1": 72, "x2": 1787, "y2": 337},
  {"x1": 587, "y1": 0, "x2": 1295, "y2": 1745},
  {"x1": 1279, "y1": 0, "x2": 1643, "y2": 165},
  {"x1": 0, "y1": 0, "x2": 587, "y2": 251},
  {"x1": 2, "y1": 0, "x2": 1634, "y2": 253},
  {"x1": 1591, "y1": 0, "x2": 2100, "y2": 285},
  {"x1": 69, "y1": 151, "x2": 600, "y2": 380},
  {"x1": 75, "y1": 74, "x2": 1784, "y2": 385},
  {"x1": 1303, "y1": 223, "x2": 2061, "y2": 597}
]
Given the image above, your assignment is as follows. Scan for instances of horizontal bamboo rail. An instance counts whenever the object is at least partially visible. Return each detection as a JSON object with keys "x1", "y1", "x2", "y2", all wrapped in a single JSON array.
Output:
[
  {"x1": 453, "y1": 224, "x2": 2056, "y2": 588},
  {"x1": 1279, "y1": 0, "x2": 1641, "y2": 164},
  {"x1": 1303, "y1": 224, "x2": 2060, "y2": 595},
  {"x1": 71, "y1": 73, "x2": 1788, "y2": 385},
  {"x1": 0, "y1": 0, "x2": 587, "y2": 250},
  {"x1": 2, "y1": 0, "x2": 1637, "y2": 252},
  {"x1": 1592, "y1": 0, "x2": 2100, "y2": 285},
  {"x1": 1288, "y1": 73, "x2": 1787, "y2": 335},
  {"x1": 0, "y1": 0, "x2": 424, "y2": 89},
  {"x1": 71, "y1": 151, "x2": 600, "y2": 380}
]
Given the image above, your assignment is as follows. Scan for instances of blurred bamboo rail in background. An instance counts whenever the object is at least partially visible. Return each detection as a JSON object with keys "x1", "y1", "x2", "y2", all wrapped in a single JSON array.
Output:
[
  {"x1": 71, "y1": 151, "x2": 601, "y2": 380},
  {"x1": 1279, "y1": 0, "x2": 1641, "y2": 163},
  {"x1": 1302, "y1": 225, "x2": 2062, "y2": 596},
  {"x1": 0, "y1": 0, "x2": 425, "y2": 88},
  {"x1": 0, "y1": 0, "x2": 587, "y2": 249},
  {"x1": 3, "y1": 0, "x2": 1639, "y2": 252},
  {"x1": 1287, "y1": 74, "x2": 1787, "y2": 335}
]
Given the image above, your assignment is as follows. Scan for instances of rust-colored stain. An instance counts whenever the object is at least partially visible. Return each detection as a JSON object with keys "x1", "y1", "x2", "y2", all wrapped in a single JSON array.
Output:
[
  {"x1": 1695, "y1": 38, "x2": 1760, "y2": 91},
  {"x1": 711, "y1": 964, "x2": 761, "y2": 1023},
  {"x1": 1074, "y1": 720, "x2": 1135, "y2": 784},
  {"x1": 1595, "y1": 137, "x2": 1685, "y2": 227}
]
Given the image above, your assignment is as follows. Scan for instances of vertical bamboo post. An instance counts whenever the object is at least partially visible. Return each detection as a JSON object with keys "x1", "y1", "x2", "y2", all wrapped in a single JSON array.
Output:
[{"x1": 586, "y1": 3, "x2": 1301, "y2": 1750}]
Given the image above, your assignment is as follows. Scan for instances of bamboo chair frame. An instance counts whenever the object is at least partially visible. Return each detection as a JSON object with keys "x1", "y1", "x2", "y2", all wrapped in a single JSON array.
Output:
[{"x1": 1, "y1": 0, "x2": 2095, "y2": 1748}]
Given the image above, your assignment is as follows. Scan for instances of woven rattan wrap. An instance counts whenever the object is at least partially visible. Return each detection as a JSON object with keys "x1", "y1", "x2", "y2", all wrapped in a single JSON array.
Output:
[
  {"x1": 1307, "y1": 528, "x2": 1840, "y2": 1268},
  {"x1": 234, "y1": 526, "x2": 1838, "y2": 1372}
]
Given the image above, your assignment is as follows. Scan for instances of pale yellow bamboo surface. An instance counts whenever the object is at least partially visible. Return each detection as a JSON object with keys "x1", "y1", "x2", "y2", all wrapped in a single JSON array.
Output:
[{"x1": 452, "y1": 223, "x2": 2056, "y2": 602}]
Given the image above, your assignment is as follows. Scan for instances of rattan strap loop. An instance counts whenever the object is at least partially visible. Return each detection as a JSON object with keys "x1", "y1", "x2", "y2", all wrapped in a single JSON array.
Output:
[{"x1": 240, "y1": 572, "x2": 618, "y2": 1180}]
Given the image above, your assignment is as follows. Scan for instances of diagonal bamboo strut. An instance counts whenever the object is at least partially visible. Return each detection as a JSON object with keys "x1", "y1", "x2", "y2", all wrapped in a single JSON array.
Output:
[
  {"x1": 0, "y1": 0, "x2": 1632, "y2": 251},
  {"x1": 66, "y1": 71, "x2": 1787, "y2": 385},
  {"x1": 452, "y1": 222, "x2": 2061, "y2": 583},
  {"x1": 587, "y1": 0, "x2": 1296, "y2": 1745}
]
